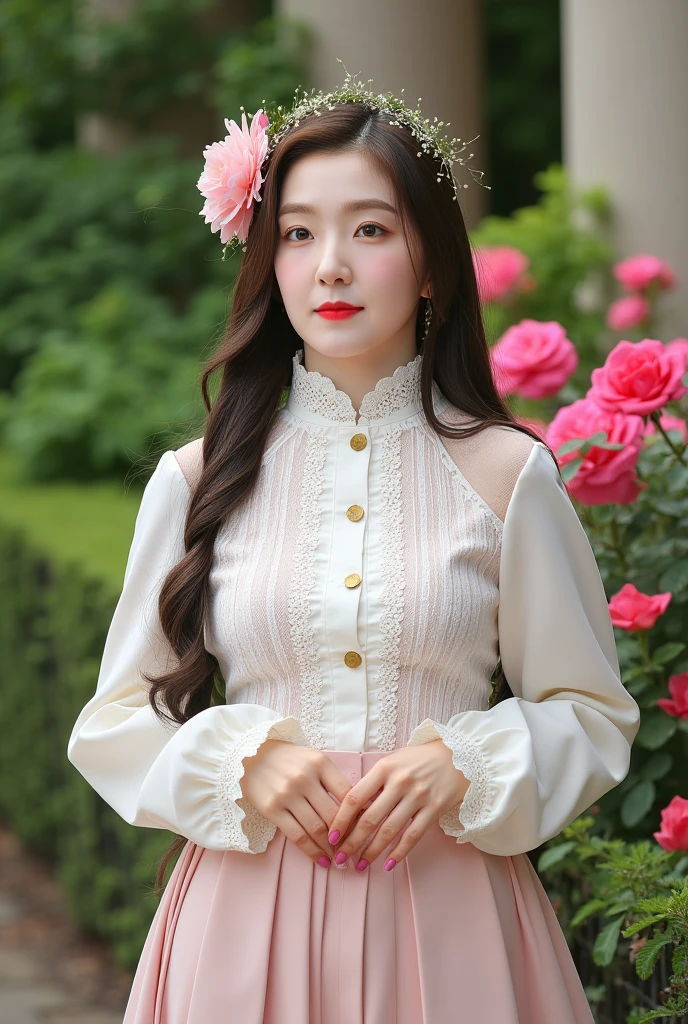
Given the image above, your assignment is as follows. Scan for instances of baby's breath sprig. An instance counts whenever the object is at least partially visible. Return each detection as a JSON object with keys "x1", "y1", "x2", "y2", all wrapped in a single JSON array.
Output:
[
  {"x1": 219, "y1": 58, "x2": 489, "y2": 259},
  {"x1": 268, "y1": 59, "x2": 489, "y2": 198}
]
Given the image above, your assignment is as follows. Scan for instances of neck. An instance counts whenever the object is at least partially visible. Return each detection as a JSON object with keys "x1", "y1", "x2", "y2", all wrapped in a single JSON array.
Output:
[{"x1": 301, "y1": 339, "x2": 419, "y2": 423}]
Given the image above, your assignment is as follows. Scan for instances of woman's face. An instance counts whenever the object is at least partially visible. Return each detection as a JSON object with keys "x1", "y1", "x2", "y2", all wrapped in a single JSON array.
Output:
[{"x1": 274, "y1": 149, "x2": 429, "y2": 361}]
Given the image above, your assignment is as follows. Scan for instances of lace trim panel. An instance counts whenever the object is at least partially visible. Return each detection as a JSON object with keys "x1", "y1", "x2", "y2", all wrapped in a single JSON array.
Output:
[
  {"x1": 288, "y1": 430, "x2": 328, "y2": 748},
  {"x1": 217, "y1": 716, "x2": 306, "y2": 854},
  {"x1": 407, "y1": 719, "x2": 496, "y2": 844},
  {"x1": 376, "y1": 428, "x2": 405, "y2": 751},
  {"x1": 290, "y1": 349, "x2": 423, "y2": 422}
]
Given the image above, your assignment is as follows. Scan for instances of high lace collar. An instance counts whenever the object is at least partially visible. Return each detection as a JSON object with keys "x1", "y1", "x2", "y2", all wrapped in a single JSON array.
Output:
[{"x1": 284, "y1": 347, "x2": 448, "y2": 428}]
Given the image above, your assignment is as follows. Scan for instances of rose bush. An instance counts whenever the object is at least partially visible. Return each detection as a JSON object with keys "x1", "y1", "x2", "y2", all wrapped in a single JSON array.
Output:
[{"x1": 479, "y1": 232, "x2": 688, "y2": 1013}]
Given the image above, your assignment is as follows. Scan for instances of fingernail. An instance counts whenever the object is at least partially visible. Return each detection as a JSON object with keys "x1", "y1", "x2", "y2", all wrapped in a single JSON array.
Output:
[
  {"x1": 384, "y1": 858, "x2": 396, "y2": 871},
  {"x1": 328, "y1": 829, "x2": 340, "y2": 845},
  {"x1": 318, "y1": 856, "x2": 331, "y2": 868},
  {"x1": 356, "y1": 858, "x2": 369, "y2": 872},
  {"x1": 335, "y1": 851, "x2": 348, "y2": 865}
]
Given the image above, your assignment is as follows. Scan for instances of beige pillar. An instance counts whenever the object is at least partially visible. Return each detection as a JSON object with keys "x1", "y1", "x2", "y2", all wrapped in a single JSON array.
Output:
[
  {"x1": 562, "y1": 0, "x2": 688, "y2": 338},
  {"x1": 274, "y1": 0, "x2": 488, "y2": 230}
]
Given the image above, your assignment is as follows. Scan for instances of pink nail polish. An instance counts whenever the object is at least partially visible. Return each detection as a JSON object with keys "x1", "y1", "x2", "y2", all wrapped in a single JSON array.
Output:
[
  {"x1": 335, "y1": 851, "x2": 348, "y2": 865},
  {"x1": 328, "y1": 829, "x2": 340, "y2": 845},
  {"x1": 318, "y1": 856, "x2": 331, "y2": 868},
  {"x1": 356, "y1": 858, "x2": 369, "y2": 872},
  {"x1": 384, "y1": 858, "x2": 396, "y2": 871}
]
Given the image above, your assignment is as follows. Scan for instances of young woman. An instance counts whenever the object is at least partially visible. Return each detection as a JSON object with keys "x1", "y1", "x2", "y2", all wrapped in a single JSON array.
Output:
[{"x1": 67, "y1": 70, "x2": 640, "y2": 1023}]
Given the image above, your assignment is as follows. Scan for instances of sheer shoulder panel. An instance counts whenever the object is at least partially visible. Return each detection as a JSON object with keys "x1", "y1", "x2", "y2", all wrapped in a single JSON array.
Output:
[
  {"x1": 174, "y1": 437, "x2": 204, "y2": 491},
  {"x1": 437, "y1": 410, "x2": 540, "y2": 523}
]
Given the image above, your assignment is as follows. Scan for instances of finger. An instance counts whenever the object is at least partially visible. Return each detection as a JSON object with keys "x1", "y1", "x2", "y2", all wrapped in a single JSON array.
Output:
[
  {"x1": 272, "y1": 801, "x2": 335, "y2": 866},
  {"x1": 378, "y1": 806, "x2": 436, "y2": 870},
  {"x1": 353, "y1": 801, "x2": 419, "y2": 867},
  {"x1": 290, "y1": 794, "x2": 341, "y2": 859},
  {"x1": 332, "y1": 789, "x2": 403, "y2": 864},
  {"x1": 327, "y1": 771, "x2": 383, "y2": 846}
]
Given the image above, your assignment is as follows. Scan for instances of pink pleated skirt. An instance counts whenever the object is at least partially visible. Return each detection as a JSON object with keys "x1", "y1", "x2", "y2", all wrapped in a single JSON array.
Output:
[{"x1": 123, "y1": 749, "x2": 593, "y2": 1023}]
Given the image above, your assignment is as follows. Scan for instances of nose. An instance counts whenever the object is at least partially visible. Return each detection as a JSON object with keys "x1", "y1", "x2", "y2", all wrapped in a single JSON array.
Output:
[{"x1": 316, "y1": 236, "x2": 353, "y2": 287}]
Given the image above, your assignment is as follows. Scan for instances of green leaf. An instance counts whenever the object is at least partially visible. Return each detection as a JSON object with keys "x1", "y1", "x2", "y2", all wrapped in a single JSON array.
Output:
[
  {"x1": 640, "y1": 751, "x2": 673, "y2": 782},
  {"x1": 571, "y1": 898, "x2": 608, "y2": 928},
  {"x1": 627, "y1": 675, "x2": 653, "y2": 697},
  {"x1": 592, "y1": 914, "x2": 625, "y2": 966},
  {"x1": 557, "y1": 437, "x2": 588, "y2": 456},
  {"x1": 652, "y1": 642, "x2": 686, "y2": 665},
  {"x1": 622, "y1": 914, "x2": 667, "y2": 936},
  {"x1": 537, "y1": 840, "x2": 576, "y2": 872},
  {"x1": 621, "y1": 780, "x2": 656, "y2": 827},
  {"x1": 561, "y1": 457, "x2": 583, "y2": 483},
  {"x1": 578, "y1": 431, "x2": 609, "y2": 454},
  {"x1": 659, "y1": 559, "x2": 688, "y2": 595},
  {"x1": 635, "y1": 712, "x2": 677, "y2": 750},
  {"x1": 634, "y1": 932, "x2": 673, "y2": 981}
]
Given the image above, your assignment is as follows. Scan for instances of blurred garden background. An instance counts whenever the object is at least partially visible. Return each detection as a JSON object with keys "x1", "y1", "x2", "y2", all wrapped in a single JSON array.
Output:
[{"x1": 0, "y1": 0, "x2": 687, "y2": 1021}]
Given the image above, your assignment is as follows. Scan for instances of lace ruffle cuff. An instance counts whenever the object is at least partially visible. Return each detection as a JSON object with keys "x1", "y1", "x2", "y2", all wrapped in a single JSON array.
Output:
[
  {"x1": 407, "y1": 717, "x2": 498, "y2": 845},
  {"x1": 217, "y1": 715, "x2": 307, "y2": 854}
]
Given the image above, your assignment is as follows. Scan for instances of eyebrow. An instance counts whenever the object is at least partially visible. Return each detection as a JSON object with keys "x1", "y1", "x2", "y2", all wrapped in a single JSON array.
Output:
[{"x1": 277, "y1": 198, "x2": 398, "y2": 218}]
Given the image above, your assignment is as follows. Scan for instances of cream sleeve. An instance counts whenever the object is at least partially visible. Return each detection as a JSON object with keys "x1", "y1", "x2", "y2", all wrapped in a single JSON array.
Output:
[
  {"x1": 407, "y1": 441, "x2": 640, "y2": 856},
  {"x1": 66, "y1": 450, "x2": 307, "y2": 854}
]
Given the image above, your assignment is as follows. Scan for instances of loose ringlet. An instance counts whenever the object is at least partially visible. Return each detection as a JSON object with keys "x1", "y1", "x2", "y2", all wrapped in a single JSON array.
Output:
[{"x1": 197, "y1": 58, "x2": 490, "y2": 260}]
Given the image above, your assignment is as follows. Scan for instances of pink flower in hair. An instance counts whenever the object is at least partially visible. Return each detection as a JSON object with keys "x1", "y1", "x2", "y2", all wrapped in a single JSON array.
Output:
[{"x1": 198, "y1": 109, "x2": 270, "y2": 245}]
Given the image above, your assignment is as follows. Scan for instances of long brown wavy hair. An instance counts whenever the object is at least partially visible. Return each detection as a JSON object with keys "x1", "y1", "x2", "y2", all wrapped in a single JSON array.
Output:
[{"x1": 145, "y1": 101, "x2": 557, "y2": 892}]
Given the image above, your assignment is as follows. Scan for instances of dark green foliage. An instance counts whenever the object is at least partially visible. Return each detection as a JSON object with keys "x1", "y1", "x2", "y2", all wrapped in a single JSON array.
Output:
[{"x1": 0, "y1": 523, "x2": 173, "y2": 966}]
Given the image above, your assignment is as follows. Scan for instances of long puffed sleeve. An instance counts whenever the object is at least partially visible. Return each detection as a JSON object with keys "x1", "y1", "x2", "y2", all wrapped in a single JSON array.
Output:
[
  {"x1": 407, "y1": 440, "x2": 640, "y2": 856},
  {"x1": 67, "y1": 450, "x2": 307, "y2": 854}
]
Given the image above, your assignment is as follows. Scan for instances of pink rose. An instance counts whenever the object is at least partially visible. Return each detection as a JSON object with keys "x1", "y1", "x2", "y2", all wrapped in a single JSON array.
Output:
[
  {"x1": 472, "y1": 246, "x2": 530, "y2": 304},
  {"x1": 197, "y1": 108, "x2": 270, "y2": 245},
  {"x1": 613, "y1": 254, "x2": 677, "y2": 294},
  {"x1": 667, "y1": 337, "x2": 688, "y2": 370},
  {"x1": 644, "y1": 413, "x2": 688, "y2": 444},
  {"x1": 656, "y1": 673, "x2": 688, "y2": 719},
  {"x1": 606, "y1": 295, "x2": 650, "y2": 331},
  {"x1": 653, "y1": 795, "x2": 688, "y2": 852},
  {"x1": 587, "y1": 339, "x2": 688, "y2": 416},
  {"x1": 608, "y1": 583, "x2": 672, "y2": 631},
  {"x1": 490, "y1": 319, "x2": 578, "y2": 399},
  {"x1": 545, "y1": 398, "x2": 644, "y2": 505}
]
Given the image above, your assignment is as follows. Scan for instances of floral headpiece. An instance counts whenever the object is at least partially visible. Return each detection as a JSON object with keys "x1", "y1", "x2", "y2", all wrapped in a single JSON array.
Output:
[{"x1": 197, "y1": 59, "x2": 490, "y2": 260}]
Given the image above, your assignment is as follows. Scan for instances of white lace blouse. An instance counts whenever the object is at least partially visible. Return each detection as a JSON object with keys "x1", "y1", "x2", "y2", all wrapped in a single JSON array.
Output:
[{"x1": 67, "y1": 348, "x2": 640, "y2": 858}]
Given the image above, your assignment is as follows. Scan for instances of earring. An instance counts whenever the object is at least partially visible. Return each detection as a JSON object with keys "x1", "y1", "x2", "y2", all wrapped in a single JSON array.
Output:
[{"x1": 422, "y1": 298, "x2": 433, "y2": 341}]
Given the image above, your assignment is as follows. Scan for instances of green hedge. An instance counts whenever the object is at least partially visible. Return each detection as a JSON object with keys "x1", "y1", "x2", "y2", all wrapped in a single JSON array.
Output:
[{"x1": 0, "y1": 451, "x2": 174, "y2": 967}]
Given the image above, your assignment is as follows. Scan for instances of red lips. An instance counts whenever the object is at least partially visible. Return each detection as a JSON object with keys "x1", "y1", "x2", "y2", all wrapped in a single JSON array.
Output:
[
  {"x1": 315, "y1": 301, "x2": 362, "y2": 311},
  {"x1": 315, "y1": 301, "x2": 363, "y2": 320}
]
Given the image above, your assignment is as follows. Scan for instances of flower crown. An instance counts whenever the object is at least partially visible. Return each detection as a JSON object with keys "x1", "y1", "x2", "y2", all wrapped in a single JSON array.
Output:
[{"x1": 197, "y1": 59, "x2": 490, "y2": 260}]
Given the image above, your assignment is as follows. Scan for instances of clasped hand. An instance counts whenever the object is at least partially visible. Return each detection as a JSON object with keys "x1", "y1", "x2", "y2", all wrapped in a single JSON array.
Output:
[
  {"x1": 240, "y1": 736, "x2": 469, "y2": 871},
  {"x1": 328, "y1": 739, "x2": 470, "y2": 871}
]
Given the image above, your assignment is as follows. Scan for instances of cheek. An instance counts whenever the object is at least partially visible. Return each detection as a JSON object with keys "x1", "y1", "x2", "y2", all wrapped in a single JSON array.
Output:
[
  {"x1": 363, "y1": 250, "x2": 417, "y2": 295},
  {"x1": 274, "y1": 251, "x2": 307, "y2": 301}
]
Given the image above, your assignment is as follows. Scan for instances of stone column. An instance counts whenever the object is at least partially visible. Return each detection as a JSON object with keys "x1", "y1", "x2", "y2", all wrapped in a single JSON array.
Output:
[
  {"x1": 562, "y1": 0, "x2": 688, "y2": 338},
  {"x1": 274, "y1": 0, "x2": 488, "y2": 230}
]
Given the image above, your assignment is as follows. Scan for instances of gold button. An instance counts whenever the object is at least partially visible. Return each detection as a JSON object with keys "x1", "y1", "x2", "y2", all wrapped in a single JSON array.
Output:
[
  {"x1": 346, "y1": 504, "x2": 365, "y2": 522},
  {"x1": 350, "y1": 433, "x2": 367, "y2": 451},
  {"x1": 344, "y1": 573, "x2": 362, "y2": 588},
  {"x1": 344, "y1": 651, "x2": 362, "y2": 668}
]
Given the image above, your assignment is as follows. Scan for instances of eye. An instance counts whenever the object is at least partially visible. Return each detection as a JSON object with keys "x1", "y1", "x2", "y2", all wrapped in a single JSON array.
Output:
[
  {"x1": 284, "y1": 226, "x2": 312, "y2": 242},
  {"x1": 356, "y1": 223, "x2": 386, "y2": 238}
]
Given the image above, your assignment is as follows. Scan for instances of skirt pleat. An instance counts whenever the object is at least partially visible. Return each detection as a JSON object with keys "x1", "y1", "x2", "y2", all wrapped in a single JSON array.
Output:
[{"x1": 123, "y1": 749, "x2": 593, "y2": 1024}]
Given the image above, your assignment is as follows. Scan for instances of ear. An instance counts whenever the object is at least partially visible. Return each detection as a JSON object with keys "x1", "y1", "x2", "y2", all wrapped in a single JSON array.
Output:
[{"x1": 420, "y1": 277, "x2": 432, "y2": 300}]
